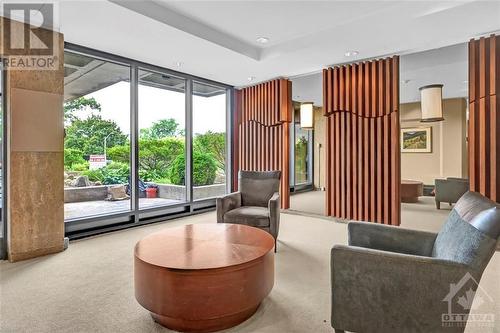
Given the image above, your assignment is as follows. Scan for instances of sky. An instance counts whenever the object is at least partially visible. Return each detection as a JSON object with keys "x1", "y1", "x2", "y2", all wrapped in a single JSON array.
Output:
[{"x1": 78, "y1": 81, "x2": 226, "y2": 136}]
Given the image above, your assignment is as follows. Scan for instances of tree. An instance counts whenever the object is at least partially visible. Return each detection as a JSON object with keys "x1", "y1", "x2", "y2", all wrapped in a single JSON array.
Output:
[
  {"x1": 140, "y1": 118, "x2": 181, "y2": 139},
  {"x1": 65, "y1": 114, "x2": 128, "y2": 157},
  {"x1": 64, "y1": 148, "x2": 85, "y2": 168},
  {"x1": 64, "y1": 97, "x2": 101, "y2": 123},
  {"x1": 194, "y1": 131, "x2": 225, "y2": 170},
  {"x1": 169, "y1": 151, "x2": 217, "y2": 186},
  {"x1": 139, "y1": 138, "x2": 184, "y2": 177}
]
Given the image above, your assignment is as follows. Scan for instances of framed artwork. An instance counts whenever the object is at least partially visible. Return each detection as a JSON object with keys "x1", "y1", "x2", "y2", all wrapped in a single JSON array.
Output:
[{"x1": 401, "y1": 127, "x2": 432, "y2": 153}]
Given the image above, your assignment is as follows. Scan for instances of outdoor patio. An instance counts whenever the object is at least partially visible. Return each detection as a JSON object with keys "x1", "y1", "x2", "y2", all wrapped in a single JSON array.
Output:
[{"x1": 64, "y1": 198, "x2": 179, "y2": 220}]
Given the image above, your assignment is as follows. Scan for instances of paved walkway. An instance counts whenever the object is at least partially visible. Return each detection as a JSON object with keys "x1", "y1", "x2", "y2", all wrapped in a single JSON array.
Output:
[{"x1": 64, "y1": 198, "x2": 179, "y2": 220}]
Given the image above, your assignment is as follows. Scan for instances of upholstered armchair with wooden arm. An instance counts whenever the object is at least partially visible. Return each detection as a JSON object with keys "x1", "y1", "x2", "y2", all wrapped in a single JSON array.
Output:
[
  {"x1": 216, "y1": 171, "x2": 281, "y2": 252},
  {"x1": 331, "y1": 192, "x2": 500, "y2": 333}
]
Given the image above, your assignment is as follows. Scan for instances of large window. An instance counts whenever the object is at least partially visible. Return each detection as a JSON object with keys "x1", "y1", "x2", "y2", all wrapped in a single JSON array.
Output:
[
  {"x1": 138, "y1": 69, "x2": 186, "y2": 209},
  {"x1": 192, "y1": 82, "x2": 227, "y2": 200},
  {"x1": 64, "y1": 51, "x2": 131, "y2": 220},
  {"x1": 62, "y1": 45, "x2": 231, "y2": 233}
]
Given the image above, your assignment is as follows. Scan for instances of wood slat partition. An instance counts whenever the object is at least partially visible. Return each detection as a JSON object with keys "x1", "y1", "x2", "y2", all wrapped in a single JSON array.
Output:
[
  {"x1": 323, "y1": 56, "x2": 400, "y2": 225},
  {"x1": 233, "y1": 79, "x2": 292, "y2": 209},
  {"x1": 469, "y1": 34, "x2": 500, "y2": 203}
]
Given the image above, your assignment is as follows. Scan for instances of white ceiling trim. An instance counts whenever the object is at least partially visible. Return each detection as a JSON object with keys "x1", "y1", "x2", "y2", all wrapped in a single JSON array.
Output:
[{"x1": 109, "y1": 0, "x2": 261, "y2": 60}]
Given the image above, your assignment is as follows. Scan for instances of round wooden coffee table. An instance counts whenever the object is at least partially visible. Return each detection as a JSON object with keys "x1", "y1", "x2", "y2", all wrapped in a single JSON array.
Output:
[{"x1": 134, "y1": 223, "x2": 275, "y2": 332}]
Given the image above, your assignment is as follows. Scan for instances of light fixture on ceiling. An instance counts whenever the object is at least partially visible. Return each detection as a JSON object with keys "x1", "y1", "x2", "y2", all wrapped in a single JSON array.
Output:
[
  {"x1": 175, "y1": 61, "x2": 183, "y2": 67},
  {"x1": 344, "y1": 50, "x2": 359, "y2": 57},
  {"x1": 300, "y1": 102, "x2": 314, "y2": 130},
  {"x1": 247, "y1": 76, "x2": 255, "y2": 82},
  {"x1": 256, "y1": 36, "x2": 270, "y2": 44},
  {"x1": 420, "y1": 84, "x2": 444, "y2": 122}
]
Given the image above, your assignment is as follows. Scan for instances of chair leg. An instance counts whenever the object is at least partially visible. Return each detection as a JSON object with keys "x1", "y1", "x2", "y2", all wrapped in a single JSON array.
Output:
[
  {"x1": 274, "y1": 238, "x2": 277, "y2": 253},
  {"x1": 435, "y1": 201, "x2": 440, "y2": 210}
]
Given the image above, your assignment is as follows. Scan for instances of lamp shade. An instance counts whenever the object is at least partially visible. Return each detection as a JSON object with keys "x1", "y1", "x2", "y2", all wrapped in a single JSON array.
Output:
[
  {"x1": 300, "y1": 102, "x2": 314, "y2": 129},
  {"x1": 419, "y1": 84, "x2": 444, "y2": 122}
]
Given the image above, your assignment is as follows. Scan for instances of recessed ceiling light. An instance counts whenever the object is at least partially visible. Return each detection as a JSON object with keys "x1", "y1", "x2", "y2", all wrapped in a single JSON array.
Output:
[
  {"x1": 247, "y1": 76, "x2": 255, "y2": 81},
  {"x1": 175, "y1": 61, "x2": 183, "y2": 67},
  {"x1": 344, "y1": 50, "x2": 359, "y2": 57},
  {"x1": 256, "y1": 36, "x2": 270, "y2": 44}
]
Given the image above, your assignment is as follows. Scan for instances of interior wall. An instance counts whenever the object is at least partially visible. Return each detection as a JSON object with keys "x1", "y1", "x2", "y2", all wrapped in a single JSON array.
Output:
[
  {"x1": 400, "y1": 98, "x2": 468, "y2": 185},
  {"x1": 2, "y1": 17, "x2": 65, "y2": 261}
]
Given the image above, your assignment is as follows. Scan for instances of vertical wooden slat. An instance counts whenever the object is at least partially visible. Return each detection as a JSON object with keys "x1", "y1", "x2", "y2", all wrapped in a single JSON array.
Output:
[
  {"x1": 323, "y1": 56, "x2": 401, "y2": 222},
  {"x1": 376, "y1": 116, "x2": 383, "y2": 223},
  {"x1": 346, "y1": 112, "x2": 352, "y2": 219},
  {"x1": 363, "y1": 117, "x2": 369, "y2": 220},
  {"x1": 234, "y1": 79, "x2": 292, "y2": 207},
  {"x1": 334, "y1": 112, "x2": 342, "y2": 217},
  {"x1": 369, "y1": 117, "x2": 376, "y2": 221},
  {"x1": 468, "y1": 34, "x2": 499, "y2": 203}
]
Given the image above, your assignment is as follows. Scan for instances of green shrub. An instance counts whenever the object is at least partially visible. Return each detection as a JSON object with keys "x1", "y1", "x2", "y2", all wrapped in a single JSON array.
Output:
[
  {"x1": 169, "y1": 151, "x2": 217, "y2": 186},
  {"x1": 82, "y1": 162, "x2": 129, "y2": 185},
  {"x1": 64, "y1": 148, "x2": 85, "y2": 168},
  {"x1": 83, "y1": 168, "x2": 104, "y2": 182},
  {"x1": 101, "y1": 162, "x2": 129, "y2": 185},
  {"x1": 71, "y1": 162, "x2": 89, "y2": 172},
  {"x1": 107, "y1": 145, "x2": 129, "y2": 163},
  {"x1": 139, "y1": 169, "x2": 162, "y2": 182}
]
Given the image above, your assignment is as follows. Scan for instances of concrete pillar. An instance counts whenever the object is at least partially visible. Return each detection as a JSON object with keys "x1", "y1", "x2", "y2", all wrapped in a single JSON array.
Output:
[{"x1": 1, "y1": 17, "x2": 65, "y2": 261}]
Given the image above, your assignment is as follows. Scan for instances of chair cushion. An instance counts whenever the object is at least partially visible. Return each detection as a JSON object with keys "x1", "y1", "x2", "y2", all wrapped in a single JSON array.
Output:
[
  {"x1": 239, "y1": 171, "x2": 280, "y2": 207},
  {"x1": 223, "y1": 206, "x2": 270, "y2": 227},
  {"x1": 432, "y1": 207, "x2": 498, "y2": 272},
  {"x1": 470, "y1": 207, "x2": 500, "y2": 239}
]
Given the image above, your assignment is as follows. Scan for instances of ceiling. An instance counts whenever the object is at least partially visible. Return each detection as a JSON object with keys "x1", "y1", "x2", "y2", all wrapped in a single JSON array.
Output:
[
  {"x1": 292, "y1": 42, "x2": 469, "y2": 106},
  {"x1": 64, "y1": 51, "x2": 225, "y2": 101},
  {"x1": 53, "y1": 1, "x2": 500, "y2": 87}
]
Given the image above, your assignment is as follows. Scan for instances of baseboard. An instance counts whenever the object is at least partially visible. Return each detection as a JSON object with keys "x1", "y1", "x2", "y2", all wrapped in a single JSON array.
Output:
[{"x1": 8, "y1": 244, "x2": 64, "y2": 262}]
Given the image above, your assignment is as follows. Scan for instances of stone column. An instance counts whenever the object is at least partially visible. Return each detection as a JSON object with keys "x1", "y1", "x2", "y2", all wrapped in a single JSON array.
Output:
[{"x1": 1, "y1": 17, "x2": 65, "y2": 261}]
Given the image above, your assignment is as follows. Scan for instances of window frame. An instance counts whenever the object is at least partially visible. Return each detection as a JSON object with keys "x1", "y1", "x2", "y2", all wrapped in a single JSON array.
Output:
[{"x1": 63, "y1": 43, "x2": 233, "y2": 237}]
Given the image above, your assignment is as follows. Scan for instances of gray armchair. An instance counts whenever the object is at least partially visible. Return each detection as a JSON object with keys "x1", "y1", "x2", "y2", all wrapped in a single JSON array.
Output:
[
  {"x1": 331, "y1": 191, "x2": 500, "y2": 333},
  {"x1": 216, "y1": 170, "x2": 281, "y2": 252},
  {"x1": 435, "y1": 177, "x2": 470, "y2": 209}
]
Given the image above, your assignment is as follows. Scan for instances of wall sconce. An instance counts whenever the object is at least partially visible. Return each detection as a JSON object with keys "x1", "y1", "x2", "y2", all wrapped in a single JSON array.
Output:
[
  {"x1": 300, "y1": 102, "x2": 314, "y2": 129},
  {"x1": 419, "y1": 84, "x2": 444, "y2": 122}
]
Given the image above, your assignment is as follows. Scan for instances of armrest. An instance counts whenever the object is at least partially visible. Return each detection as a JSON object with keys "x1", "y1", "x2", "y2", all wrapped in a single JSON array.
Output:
[
  {"x1": 216, "y1": 192, "x2": 241, "y2": 223},
  {"x1": 331, "y1": 245, "x2": 471, "y2": 332},
  {"x1": 348, "y1": 221, "x2": 437, "y2": 256},
  {"x1": 268, "y1": 192, "x2": 280, "y2": 238}
]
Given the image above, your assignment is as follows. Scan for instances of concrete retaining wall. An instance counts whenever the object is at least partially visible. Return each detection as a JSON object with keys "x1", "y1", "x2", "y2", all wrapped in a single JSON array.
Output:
[
  {"x1": 64, "y1": 183, "x2": 227, "y2": 203},
  {"x1": 64, "y1": 185, "x2": 108, "y2": 203},
  {"x1": 157, "y1": 183, "x2": 227, "y2": 200}
]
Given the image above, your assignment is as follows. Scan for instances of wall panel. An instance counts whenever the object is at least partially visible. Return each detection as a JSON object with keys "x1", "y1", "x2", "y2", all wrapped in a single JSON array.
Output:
[
  {"x1": 234, "y1": 79, "x2": 292, "y2": 209},
  {"x1": 469, "y1": 34, "x2": 500, "y2": 202},
  {"x1": 323, "y1": 57, "x2": 400, "y2": 225}
]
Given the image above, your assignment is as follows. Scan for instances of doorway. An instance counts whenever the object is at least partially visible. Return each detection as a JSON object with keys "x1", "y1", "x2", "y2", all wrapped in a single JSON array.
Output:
[{"x1": 288, "y1": 74, "x2": 325, "y2": 216}]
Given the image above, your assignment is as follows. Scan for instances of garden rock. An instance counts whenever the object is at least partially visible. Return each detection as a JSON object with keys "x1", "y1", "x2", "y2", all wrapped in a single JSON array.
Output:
[{"x1": 72, "y1": 175, "x2": 90, "y2": 187}]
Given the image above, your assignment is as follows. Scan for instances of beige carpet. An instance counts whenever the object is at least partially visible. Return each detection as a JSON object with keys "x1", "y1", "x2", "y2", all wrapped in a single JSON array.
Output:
[{"x1": 1, "y1": 198, "x2": 499, "y2": 333}]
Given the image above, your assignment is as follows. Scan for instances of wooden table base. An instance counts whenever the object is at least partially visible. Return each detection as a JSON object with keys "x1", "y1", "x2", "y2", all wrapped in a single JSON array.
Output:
[
  {"x1": 134, "y1": 224, "x2": 275, "y2": 333},
  {"x1": 151, "y1": 304, "x2": 260, "y2": 333}
]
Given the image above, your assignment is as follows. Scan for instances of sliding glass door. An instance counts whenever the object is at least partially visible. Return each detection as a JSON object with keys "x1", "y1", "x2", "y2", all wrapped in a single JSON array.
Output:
[
  {"x1": 192, "y1": 82, "x2": 228, "y2": 200},
  {"x1": 63, "y1": 51, "x2": 131, "y2": 221},
  {"x1": 138, "y1": 69, "x2": 187, "y2": 209},
  {"x1": 63, "y1": 44, "x2": 231, "y2": 234}
]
